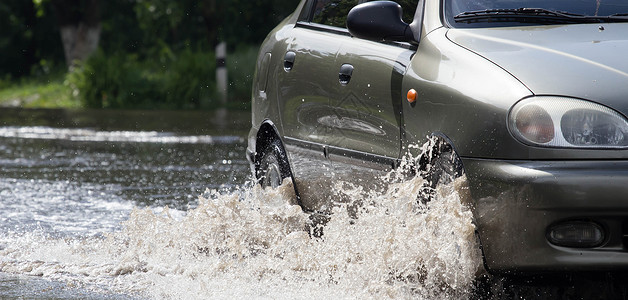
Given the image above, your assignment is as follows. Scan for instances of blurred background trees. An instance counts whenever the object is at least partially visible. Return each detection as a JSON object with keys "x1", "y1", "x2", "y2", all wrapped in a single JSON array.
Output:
[
  {"x1": 0, "y1": 0, "x2": 298, "y2": 109},
  {"x1": 50, "y1": 0, "x2": 101, "y2": 67}
]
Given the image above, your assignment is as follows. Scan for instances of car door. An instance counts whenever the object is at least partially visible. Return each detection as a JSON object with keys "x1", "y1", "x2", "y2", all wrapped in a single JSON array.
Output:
[
  {"x1": 275, "y1": 0, "x2": 353, "y2": 212},
  {"x1": 327, "y1": 1, "x2": 418, "y2": 186}
]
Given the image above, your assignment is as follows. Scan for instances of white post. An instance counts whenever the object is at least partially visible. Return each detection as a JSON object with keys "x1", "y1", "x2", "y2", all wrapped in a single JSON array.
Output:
[{"x1": 216, "y1": 42, "x2": 228, "y2": 104}]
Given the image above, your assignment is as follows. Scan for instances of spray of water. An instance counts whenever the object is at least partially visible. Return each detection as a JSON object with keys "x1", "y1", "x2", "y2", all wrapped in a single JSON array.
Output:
[{"x1": 0, "y1": 147, "x2": 482, "y2": 299}]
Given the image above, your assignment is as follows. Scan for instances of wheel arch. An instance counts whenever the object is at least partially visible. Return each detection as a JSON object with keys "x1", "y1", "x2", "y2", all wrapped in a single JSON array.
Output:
[
  {"x1": 254, "y1": 120, "x2": 283, "y2": 168},
  {"x1": 418, "y1": 132, "x2": 465, "y2": 176},
  {"x1": 423, "y1": 132, "x2": 491, "y2": 273},
  {"x1": 254, "y1": 119, "x2": 303, "y2": 206}
]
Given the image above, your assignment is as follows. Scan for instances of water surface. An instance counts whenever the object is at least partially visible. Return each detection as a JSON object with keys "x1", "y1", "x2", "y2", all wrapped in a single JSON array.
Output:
[
  {"x1": 0, "y1": 108, "x2": 251, "y2": 298},
  {"x1": 0, "y1": 108, "x2": 483, "y2": 299},
  {"x1": 2, "y1": 108, "x2": 616, "y2": 299}
]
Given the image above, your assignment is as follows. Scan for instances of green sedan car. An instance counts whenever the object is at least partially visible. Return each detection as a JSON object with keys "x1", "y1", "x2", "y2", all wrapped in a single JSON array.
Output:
[{"x1": 247, "y1": 0, "x2": 628, "y2": 273}]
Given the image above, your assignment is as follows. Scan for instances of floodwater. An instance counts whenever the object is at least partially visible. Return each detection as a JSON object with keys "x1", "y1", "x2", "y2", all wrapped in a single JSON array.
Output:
[
  {"x1": 0, "y1": 108, "x2": 626, "y2": 299},
  {"x1": 0, "y1": 108, "x2": 252, "y2": 299},
  {"x1": 0, "y1": 108, "x2": 482, "y2": 299}
]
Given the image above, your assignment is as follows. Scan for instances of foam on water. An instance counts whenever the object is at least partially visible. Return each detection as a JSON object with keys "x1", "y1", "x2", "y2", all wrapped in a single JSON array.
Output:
[{"x1": 0, "y1": 167, "x2": 482, "y2": 299}]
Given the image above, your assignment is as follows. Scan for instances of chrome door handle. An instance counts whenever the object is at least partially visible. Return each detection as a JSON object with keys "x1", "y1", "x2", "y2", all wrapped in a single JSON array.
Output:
[
  {"x1": 339, "y1": 64, "x2": 354, "y2": 85},
  {"x1": 284, "y1": 51, "x2": 296, "y2": 71}
]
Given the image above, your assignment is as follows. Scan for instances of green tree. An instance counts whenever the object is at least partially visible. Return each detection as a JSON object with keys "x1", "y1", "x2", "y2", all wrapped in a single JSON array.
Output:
[
  {"x1": 0, "y1": 0, "x2": 63, "y2": 78},
  {"x1": 1, "y1": 0, "x2": 300, "y2": 80},
  {"x1": 33, "y1": 0, "x2": 102, "y2": 68},
  {"x1": 133, "y1": 0, "x2": 299, "y2": 50}
]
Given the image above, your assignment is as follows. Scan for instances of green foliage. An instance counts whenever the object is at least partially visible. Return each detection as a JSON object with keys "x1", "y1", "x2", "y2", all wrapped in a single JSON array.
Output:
[
  {"x1": 2, "y1": 0, "x2": 298, "y2": 78},
  {"x1": 0, "y1": 0, "x2": 63, "y2": 78},
  {"x1": 67, "y1": 45, "x2": 260, "y2": 110},
  {"x1": 131, "y1": 0, "x2": 207, "y2": 54},
  {"x1": 126, "y1": 0, "x2": 299, "y2": 53},
  {"x1": 1, "y1": 0, "x2": 301, "y2": 110},
  {"x1": 69, "y1": 49, "x2": 217, "y2": 109},
  {"x1": 216, "y1": 0, "x2": 300, "y2": 48},
  {"x1": 162, "y1": 48, "x2": 217, "y2": 108},
  {"x1": 227, "y1": 45, "x2": 259, "y2": 108}
]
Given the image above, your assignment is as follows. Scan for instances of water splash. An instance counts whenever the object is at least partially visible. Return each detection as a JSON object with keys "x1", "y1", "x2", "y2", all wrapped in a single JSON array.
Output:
[{"x1": 0, "y1": 168, "x2": 481, "y2": 299}]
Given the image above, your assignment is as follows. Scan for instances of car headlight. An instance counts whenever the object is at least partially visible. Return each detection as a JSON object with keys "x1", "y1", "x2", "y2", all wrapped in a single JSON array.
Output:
[{"x1": 508, "y1": 96, "x2": 628, "y2": 148}]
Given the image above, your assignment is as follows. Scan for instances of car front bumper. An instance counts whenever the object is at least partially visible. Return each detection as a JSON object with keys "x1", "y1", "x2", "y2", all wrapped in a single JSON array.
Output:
[{"x1": 463, "y1": 158, "x2": 628, "y2": 273}]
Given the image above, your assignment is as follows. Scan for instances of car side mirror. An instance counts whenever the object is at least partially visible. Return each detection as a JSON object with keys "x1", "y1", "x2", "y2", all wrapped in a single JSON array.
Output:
[{"x1": 346, "y1": 1, "x2": 417, "y2": 44}]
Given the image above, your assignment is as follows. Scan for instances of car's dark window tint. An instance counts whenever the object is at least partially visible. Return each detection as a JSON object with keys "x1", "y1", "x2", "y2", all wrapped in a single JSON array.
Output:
[
  {"x1": 298, "y1": 0, "x2": 315, "y2": 22},
  {"x1": 308, "y1": 0, "x2": 419, "y2": 28},
  {"x1": 311, "y1": 0, "x2": 360, "y2": 27},
  {"x1": 397, "y1": 0, "x2": 420, "y2": 22}
]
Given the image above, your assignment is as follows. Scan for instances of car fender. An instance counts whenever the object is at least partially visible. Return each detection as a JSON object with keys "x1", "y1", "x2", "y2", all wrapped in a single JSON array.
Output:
[{"x1": 401, "y1": 27, "x2": 533, "y2": 160}]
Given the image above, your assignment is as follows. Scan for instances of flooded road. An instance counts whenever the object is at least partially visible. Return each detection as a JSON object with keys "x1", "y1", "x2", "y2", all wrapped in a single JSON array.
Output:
[
  {"x1": 0, "y1": 108, "x2": 483, "y2": 299},
  {"x1": 0, "y1": 108, "x2": 252, "y2": 298},
  {"x1": 0, "y1": 109, "x2": 250, "y2": 234},
  {"x1": 2, "y1": 108, "x2": 626, "y2": 299}
]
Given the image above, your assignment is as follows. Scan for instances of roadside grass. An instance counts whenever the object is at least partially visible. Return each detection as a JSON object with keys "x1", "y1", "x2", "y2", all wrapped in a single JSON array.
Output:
[{"x1": 0, "y1": 75, "x2": 81, "y2": 108}]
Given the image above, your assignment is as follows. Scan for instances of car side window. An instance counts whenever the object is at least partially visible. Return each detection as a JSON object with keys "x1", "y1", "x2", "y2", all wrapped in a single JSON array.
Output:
[
  {"x1": 304, "y1": 0, "x2": 419, "y2": 28},
  {"x1": 397, "y1": 0, "x2": 420, "y2": 23},
  {"x1": 311, "y1": 0, "x2": 360, "y2": 27}
]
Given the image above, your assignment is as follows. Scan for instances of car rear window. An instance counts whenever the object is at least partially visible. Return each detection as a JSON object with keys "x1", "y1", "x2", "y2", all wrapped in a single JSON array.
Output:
[{"x1": 304, "y1": 0, "x2": 419, "y2": 28}]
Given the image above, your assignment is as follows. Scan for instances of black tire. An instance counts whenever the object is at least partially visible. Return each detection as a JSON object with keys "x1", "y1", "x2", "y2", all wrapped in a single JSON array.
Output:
[
  {"x1": 256, "y1": 139, "x2": 291, "y2": 189},
  {"x1": 426, "y1": 144, "x2": 464, "y2": 188},
  {"x1": 419, "y1": 141, "x2": 489, "y2": 280},
  {"x1": 419, "y1": 140, "x2": 464, "y2": 202}
]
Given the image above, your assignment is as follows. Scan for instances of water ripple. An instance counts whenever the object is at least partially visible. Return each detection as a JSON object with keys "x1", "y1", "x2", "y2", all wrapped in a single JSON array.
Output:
[{"x1": 0, "y1": 126, "x2": 243, "y2": 144}]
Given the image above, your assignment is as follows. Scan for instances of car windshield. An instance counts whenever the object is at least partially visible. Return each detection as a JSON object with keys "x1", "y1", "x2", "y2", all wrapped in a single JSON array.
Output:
[{"x1": 445, "y1": 0, "x2": 628, "y2": 28}]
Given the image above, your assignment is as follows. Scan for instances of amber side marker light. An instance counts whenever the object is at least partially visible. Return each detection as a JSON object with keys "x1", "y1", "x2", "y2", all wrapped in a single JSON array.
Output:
[{"x1": 407, "y1": 89, "x2": 417, "y2": 103}]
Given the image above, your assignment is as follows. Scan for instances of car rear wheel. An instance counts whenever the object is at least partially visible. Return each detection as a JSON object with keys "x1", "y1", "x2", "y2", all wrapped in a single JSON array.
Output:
[{"x1": 257, "y1": 139, "x2": 291, "y2": 189}]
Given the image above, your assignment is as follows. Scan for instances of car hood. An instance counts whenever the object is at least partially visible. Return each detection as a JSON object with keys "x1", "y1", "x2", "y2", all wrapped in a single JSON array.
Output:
[{"x1": 447, "y1": 23, "x2": 628, "y2": 108}]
